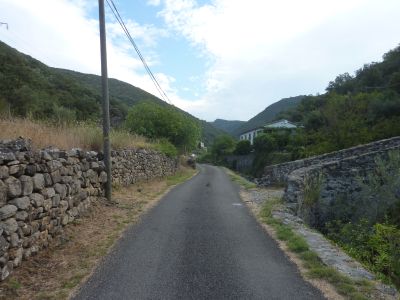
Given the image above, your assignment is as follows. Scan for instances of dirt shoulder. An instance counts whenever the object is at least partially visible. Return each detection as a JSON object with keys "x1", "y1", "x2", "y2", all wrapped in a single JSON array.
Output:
[{"x1": 0, "y1": 167, "x2": 196, "y2": 300}]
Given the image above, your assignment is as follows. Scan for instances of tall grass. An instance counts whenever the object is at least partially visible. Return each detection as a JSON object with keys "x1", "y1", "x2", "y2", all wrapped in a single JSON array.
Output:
[{"x1": 0, "y1": 118, "x2": 153, "y2": 151}]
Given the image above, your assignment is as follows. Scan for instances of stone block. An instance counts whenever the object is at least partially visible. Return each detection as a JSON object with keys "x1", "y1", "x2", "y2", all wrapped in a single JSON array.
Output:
[
  {"x1": 32, "y1": 173, "x2": 45, "y2": 191},
  {"x1": 0, "y1": 236, "x2": 9, "y2": 256},
  {"x1": 0, "y1": 166, "x2": 9, "y2": 179},
  {"x1": 0, "y1": 180, "x2": 7, "y2": 206},
  {"x1": 0, "y1": 218, "x2": 18, "y2": 234},
  {"x1": 50, "y1": 170, "x2": 61, "y2": 184},
  {"x1": 20, "y1": 175, "x2": 33, "y2": 196},
  {"x1": 41, "y1": 187, "x2": 55, "y2": 199},
  {"x1": 9, "y1": 164, "x2": 25, "y2": 177},
  {"x1": 46, "y1": 160, "x2": 62, "y2": 173},
  {"x1": 24, "y1": 164, "x2": 37, "y2": 176},
  {"x1": 10, "y1": 233, "x2": 19, "y2": 248},
  {"x1": 44, "y1": 173, "x2": 53, "y2": 186},
  {"x1": 54, "y1": 183, "x2": 67, "y2": 199},
  {"x1": 5, "y1": 177, "x2": 21, "y2": 198},
  {"x1": 30, "y1": 193, "x2": 44, "y2": 207},
  {"x1": 1, "y1": 262, "x2": 12, "y2": 281},
  {"x1": 15, "y1": 211, "x2": 28, "y2": 221},
  {"x1": 8, "y1": 196, "x2": 30, "y2": 210},
  {"x1": 43, "y1": 199, "x2": 52, "y2": 212},
  {"x1": 52, "y1": 195, "x2": 61, "y2": 208},
  {"x1": 0, "y1": 205, "x2": 17, "y2": 220}
]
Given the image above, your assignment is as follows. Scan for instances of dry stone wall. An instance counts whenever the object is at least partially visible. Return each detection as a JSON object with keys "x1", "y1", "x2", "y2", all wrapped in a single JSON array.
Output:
[
  {"x1": 256, "y1": 136, "x2": 400, "y2": 227},
  {"x1": 257, "y1": 136, "x2": 400, "y2": 186},
  {"x1": 0, "y1": 138, "x2": 177, "y2": 281}
]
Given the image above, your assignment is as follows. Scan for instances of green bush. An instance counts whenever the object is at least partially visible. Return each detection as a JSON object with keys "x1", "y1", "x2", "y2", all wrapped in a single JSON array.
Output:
[
  {"x1": 153, "y1": 139, "x2": 178, "y2": 157},
  {"x1": 124, "y1": 102, "x2": 201, "y2": 152},
  {"x1": 326, "y1": 219, "x2": 400, "y2": 288},
  {"x1": 234, "y1": 140, "x2": 252, "y2": 155}
]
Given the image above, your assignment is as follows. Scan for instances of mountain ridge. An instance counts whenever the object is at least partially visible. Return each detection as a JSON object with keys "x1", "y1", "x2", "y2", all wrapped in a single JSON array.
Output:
[
  {"x1": 231, "y1": 96, "x2": 305, "y2": 136},
  {"x1": 0, "y1": 41, "x2": 224, "y2": 145}
]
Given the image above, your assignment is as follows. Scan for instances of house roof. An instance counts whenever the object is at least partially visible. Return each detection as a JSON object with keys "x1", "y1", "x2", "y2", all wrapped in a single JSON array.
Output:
[
  {"x1": 239, "y1": 119, "x2": 297, "y2": 135},
  {"x1": 264, "y1": 119, "x2": 297, "y2": 129}
]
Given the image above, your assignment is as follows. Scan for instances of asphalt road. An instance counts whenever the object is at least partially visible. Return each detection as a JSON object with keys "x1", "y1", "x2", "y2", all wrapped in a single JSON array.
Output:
[{"x1": 74, "y1": 164, "x2": 325, "y2": 300}]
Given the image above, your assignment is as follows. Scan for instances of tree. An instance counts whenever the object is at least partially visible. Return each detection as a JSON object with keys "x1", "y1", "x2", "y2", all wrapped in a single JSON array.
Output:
[
  {"x1": 124, "y1": 102, "x2": 201, "y2": 152},
  {"x1": 326, "y1": 72, "x2": 355, "y2": 94},
  {"x1": 253, "y1": 133, "x2": 277, "y2": 153},
  {"x1": 211, "y1": 135, "x2": 236, "y2": 161},
  {"x1": 234, "y1": 140, "x2": 252, "y2": 155}
]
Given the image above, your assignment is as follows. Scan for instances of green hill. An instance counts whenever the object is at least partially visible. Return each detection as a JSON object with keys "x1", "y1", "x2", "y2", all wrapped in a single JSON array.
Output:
[
  {"x1": 0, "y1": 41, "x2": 223, "y2": 145},
  {"x1": 276, "y1": 44, "x2": 400, "y2": 156},
  {"x1": 209, "y1": 119, "x2": 245, "y2": 135},
  {"x1": 232, "y1": 96, "x2": 305, "y2": 136}
]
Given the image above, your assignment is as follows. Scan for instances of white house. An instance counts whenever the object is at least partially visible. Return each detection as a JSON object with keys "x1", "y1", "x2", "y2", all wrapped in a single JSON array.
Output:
[
  {"x1": 239, "y1": 119, "x2": 297, "y2": 145},
  {"x1": 239, "y1": 127, "x2": 264, "y2": 145}
]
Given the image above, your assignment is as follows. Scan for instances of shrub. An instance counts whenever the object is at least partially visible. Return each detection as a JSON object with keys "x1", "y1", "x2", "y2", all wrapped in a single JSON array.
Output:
[
  {"x1": 234, "y1": 140, "x2": 252, "y2": 155},
  {"x1": 153, "y1": 139, "x2": 178, "y2": 157}
]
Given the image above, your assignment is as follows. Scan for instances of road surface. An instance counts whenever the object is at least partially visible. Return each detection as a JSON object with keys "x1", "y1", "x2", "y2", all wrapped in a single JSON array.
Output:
[{"x1": 74, "y1": 164, "x2": 325, "y2": 300}]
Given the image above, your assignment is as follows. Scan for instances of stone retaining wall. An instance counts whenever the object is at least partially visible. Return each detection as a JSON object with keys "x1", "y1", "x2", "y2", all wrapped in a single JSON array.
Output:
[
  {"x1": 0, "y1": 138, "x2": 177, "y2": 281},
  {"x1": 284, "y1": 149, "x2": 399, "y2": 227},
  {"x1": 256, "y1": 136, "x2": 400, "y2": 227},
  {"x1": 257, "y1": 136, "x2": 400, "y2": 186}
]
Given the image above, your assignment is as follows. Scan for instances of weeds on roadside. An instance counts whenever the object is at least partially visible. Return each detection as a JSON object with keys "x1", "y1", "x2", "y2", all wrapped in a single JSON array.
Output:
[
  {"x1": 259, "y1": 198, "x2": 372, "y2": 300},
  {"x1": 224, "y1": 168, "x2": 256, "y2": 189}
]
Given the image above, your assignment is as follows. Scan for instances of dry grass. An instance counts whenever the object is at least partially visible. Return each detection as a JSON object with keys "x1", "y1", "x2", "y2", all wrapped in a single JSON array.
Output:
[
  {"x1": 0, "y1": 118, "x2": 152, "y2": 151},
  {"x1": 0, "y1": 166, "x2": 197, "y2": 300}
]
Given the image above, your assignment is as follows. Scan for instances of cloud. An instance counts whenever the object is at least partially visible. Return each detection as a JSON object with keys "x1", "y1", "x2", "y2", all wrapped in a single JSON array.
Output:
[
  {"x1": 147, "y1": 0, "x2": 161, "y2": 6},
  {"x1": 0, "y1": 0, "x2": 173, "y2": 104},
  {"x1": 1, "y1": 0, "x2": 399, "y2": 122},
  {"x1": 158, "y1": 0, "x2": 400, "y2": 121}
]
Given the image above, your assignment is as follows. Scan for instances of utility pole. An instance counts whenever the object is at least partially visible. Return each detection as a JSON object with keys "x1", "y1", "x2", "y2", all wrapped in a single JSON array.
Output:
[{"x1": 98, "y1": 0, "x2": 112, "y2": 201}]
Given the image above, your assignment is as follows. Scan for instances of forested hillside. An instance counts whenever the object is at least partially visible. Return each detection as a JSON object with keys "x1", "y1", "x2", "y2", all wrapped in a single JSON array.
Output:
[
  {"x1": 209, "y1": 119, "x2": 245, "y2": 135},
  {"x1": 0, "y1": 41, "x2": 222, "y2": 145},
  {"x1": 277, "y1": 44, "x2": 400, "y2": 156},
  {"x1": 232, "y1": 96, "x2": 305, "y2": 136}
]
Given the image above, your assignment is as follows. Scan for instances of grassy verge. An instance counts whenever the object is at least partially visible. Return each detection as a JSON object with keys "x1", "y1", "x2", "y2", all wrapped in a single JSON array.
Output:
[
  {"x1": 225, "y1": 169, "x2": 376, "y2": 300},
  {"x1": 0, "y1": 167, "x2": 196, "y2": 300},
  {"x1": 259, "y1": 199, "x2": 373, "y2": 300},
  {"x1": 0, "y1": 117, "x2": 151, "y2": 151},
  {"x1": 167, "y1": 167, "x2": 197, "y2": 186},
  {"x1": 223, "y1": 167, "x2": 257, "y2": 189}
]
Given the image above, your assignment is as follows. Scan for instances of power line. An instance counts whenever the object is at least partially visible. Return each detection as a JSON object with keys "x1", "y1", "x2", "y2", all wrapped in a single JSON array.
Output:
[{"x1": 105, "y1": 0, "x2": 172, "y2": 104}]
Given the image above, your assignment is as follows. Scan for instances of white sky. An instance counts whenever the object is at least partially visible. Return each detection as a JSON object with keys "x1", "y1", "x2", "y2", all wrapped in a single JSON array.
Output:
[{"x1": 0, "y1": 0, "x2": 399, "y2": 121}]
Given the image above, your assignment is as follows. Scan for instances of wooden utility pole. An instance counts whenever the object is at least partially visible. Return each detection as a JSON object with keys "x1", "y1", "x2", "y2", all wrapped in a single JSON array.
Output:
[{"x1": 98, "y1": 0, "x2": 112, "y2": 201}]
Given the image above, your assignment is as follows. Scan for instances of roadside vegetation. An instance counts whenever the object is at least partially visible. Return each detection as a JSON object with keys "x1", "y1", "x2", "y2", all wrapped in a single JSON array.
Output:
[
  {"x1": 322, "y1": 151, "x2": 400, "y2": 289},
  {"x1": 224, "y1": 167, "x2": 256, "y2": 190},
  {"x1": 0, "y1": 117, "x2": 151, "y2": 151},
  {"x1": 0, "y1": 101, "x2": 201, "y2": 157},
  {"x1": 205, "y1": 45, "x2": 400, "y2": 177},
  {"x1": 259, "y1": 198, "x2": 374, "y2": 300},
  {"x1": 124, "y1": 101, "x2": 201, "y2": 154},
  {"x1": 0, "y1": 166, "x2": 197, "y2": 300},
  {"x1": 226, "y1": 170, "x2": 400, "y2": 299},
  {"x1": 228, "y1": 169, "x2": 377, "y2": 299}
]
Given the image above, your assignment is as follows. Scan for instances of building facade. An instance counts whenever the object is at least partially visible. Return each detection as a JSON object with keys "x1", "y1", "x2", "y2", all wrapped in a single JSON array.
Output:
[{"x1": 239, "y1": 119, "x2": 297, "y2": 145}]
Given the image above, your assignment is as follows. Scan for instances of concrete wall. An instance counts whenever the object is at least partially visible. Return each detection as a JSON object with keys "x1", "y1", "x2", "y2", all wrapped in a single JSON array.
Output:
[{"x1": 0, "y1": 138, "x2": 177, "y2": 281}]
